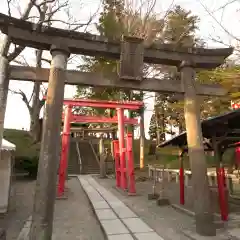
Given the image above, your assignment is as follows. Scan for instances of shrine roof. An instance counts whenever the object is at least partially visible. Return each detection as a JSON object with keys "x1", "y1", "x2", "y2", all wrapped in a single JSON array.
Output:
[{"x1": 158, "y1": 109, "x2": 240, "y2": 148}]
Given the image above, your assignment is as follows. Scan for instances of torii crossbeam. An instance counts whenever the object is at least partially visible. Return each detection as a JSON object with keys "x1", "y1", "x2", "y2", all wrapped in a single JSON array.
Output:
[
  {"x1": 67, "y1": 115, "x2": 138, "y2": 125},
  {"x1": 62, "y1": 98, "x2": 143, "y2": 109}
]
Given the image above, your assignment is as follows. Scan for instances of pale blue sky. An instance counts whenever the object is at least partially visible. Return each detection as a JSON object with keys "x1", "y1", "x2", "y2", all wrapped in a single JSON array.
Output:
[{"x1": 1, "y1": 0, "x2": 239, "y2": 138}]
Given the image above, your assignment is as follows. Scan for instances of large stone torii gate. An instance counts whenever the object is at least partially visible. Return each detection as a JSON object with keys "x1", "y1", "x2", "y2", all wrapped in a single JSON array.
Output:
[{"x1": 0, "y1": 13, "x2": 233, "y2": 238}]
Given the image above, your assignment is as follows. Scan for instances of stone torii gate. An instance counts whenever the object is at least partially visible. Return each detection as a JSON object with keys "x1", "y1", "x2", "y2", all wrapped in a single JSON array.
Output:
[{"x1": 0, "y1": 13, "x2": 233, "y2": 238}]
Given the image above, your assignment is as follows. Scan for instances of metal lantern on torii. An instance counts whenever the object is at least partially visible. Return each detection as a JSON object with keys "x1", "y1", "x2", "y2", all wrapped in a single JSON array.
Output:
[{"x1": 58, "y1": 98, "x2": 143, "y2": 197}]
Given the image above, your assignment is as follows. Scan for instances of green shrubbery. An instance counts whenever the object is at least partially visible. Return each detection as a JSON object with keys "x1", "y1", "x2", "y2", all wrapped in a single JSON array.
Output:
[
  {"x1": 14, "y1": 156, "x2": 39, "y2": 178},
  {"x1": 4, "y1": 129, "x2": 40, "y2": 178}
]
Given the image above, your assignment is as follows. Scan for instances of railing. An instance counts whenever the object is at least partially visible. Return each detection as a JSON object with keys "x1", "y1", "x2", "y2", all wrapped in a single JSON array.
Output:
[
  {"x1": 89, "y1": 141, "x2": 100, "y2": 166},
  {"x1": 75, "y1": 141, "x2": 82, "y2": 173},
  {"x1": 147, "y1": 164, "x2": 236, "y2": 195}
]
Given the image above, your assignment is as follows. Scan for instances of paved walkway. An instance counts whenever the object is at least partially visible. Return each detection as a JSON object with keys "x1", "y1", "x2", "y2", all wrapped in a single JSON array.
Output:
[{"x1": 79, "y1": 175, "x2": 166, "y2": 240}]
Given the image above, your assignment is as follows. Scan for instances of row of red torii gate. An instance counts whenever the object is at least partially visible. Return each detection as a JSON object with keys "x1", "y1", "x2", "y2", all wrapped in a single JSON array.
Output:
[{"x1": 57, "y1": 97, "x2": 144, "y2": 197}]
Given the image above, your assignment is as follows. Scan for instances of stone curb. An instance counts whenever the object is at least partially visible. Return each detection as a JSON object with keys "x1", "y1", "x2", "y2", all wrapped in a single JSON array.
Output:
[
  {"x1": 78, "y1": 175, "x2": 165, "y2": 240},
  {"x1": 16, "y1": 216, "x2": 32, "y2": 240}
]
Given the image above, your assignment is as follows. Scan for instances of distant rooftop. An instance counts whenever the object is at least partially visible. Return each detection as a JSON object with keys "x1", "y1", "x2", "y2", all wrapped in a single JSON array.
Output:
[{"x1": 2, "y1": 139, "x2": 16, "y2": 151}]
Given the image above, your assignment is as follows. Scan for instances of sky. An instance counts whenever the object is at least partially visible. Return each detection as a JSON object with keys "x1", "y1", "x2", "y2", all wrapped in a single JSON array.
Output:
[{"x1": 1, "y1": 0, "x2": 240, "y2": 138}]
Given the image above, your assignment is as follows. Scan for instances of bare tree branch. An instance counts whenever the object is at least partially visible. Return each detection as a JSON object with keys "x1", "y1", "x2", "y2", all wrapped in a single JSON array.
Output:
[
  {"x1": 6, "y1": 0, "x2": 12, "y2": 17},
  {"x1": 197, "y1": 0, "x2": 240, "y2": 42},
  {"x1": 9, "y1": 89, "x2": 32, "y2": 113}
]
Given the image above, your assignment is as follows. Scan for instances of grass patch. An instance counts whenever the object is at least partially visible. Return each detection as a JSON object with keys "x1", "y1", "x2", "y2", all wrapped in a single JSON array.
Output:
[
  {"x1": 4, "y1": 128, "x2": 40, "y2": 177},
  {"x1": 3, "y1": 128, "x2": 40, "y2": 158}
]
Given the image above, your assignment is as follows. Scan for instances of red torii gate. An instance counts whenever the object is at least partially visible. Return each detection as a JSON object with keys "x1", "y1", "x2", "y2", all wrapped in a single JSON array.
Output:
[{"x1": 58, "y1": 98, "x2": 143, "y2": 197}]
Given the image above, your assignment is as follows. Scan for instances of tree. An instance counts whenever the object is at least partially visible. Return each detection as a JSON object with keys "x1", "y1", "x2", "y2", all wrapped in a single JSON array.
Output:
[
  {"x1": 151, "y1": 5, "x2": 201, "y2": 138},
  {"x1": 162, "y1": 5, "x2": 202, "y2": 47},
  {"x1": 0, "y1": 0, "x2": 40, "y2": 150},
  {"x1": 148, "y1": 112, "x2": 157, "y2": 140},
  {"x1": 76, "y1": 0, "x2": 164, "y2": 132},
  {"x1": 6, "y1": 0, "x2": 98, "y2": 142}
]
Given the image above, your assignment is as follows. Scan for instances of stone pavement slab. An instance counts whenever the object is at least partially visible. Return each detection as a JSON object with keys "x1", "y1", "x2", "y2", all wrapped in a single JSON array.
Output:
[
  {"x1": 95, "y1": 209, "x2": 118, "y2": 220},
  {"x1": 101, "y1": 219, "x2": 129, "y2": 235},
  {"x1": 134, "y1": 232, "x2": 164, "y2": 240},
  {"x1": 108, "y1": 234, "x2": 134, "y2": 240},
  {"x1": 92, "y1": 200, "x2": 109, "y2": 209},
  {"x1": 113, "y1": 206, "x2": 137, "y2": 218},
  {"x1": 122, "y1": 217, "x2": 154, "y2": 233}
]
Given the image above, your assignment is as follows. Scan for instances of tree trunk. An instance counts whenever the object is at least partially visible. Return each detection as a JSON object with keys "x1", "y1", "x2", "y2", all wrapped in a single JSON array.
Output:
[
  {"x1": 0, "y1": 56, "x2": 10, "y2": 149},
  {"x1": 139, "y1": 106, "x2": 145, "y2": 169},
  {"x1": 155, "y1": 109, "x2": 161, "y2": 145},
  {"x1": 30, "y1": 82, "x2": 41, "y2": 142},
  {"x1": 29, "y1": 49, "x2": 44, "y2": 143}
]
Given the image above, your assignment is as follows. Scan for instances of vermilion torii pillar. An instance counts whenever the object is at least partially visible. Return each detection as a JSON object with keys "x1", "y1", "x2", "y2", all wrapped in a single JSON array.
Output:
[{"x1": 58, "y1": 105, "x2": 72, "y2": 197}]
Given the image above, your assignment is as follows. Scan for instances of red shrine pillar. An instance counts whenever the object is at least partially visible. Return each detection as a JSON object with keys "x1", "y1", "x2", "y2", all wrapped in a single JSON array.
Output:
[
  {"x1": 217, "y1": 163, "x2": 228, "y2": 221},
  {"x1": 113, "y1": 140, "x2": 121, "y2": 187},
  {"x1": 179, "y1": 151, "x2": 185, "y2": 205},
  {"x1": 126, "y1": 132, "x2": 136, "y2": 195},
  {"x1": 117, "y1": 108, "x2": 127, "y2": 190},
  {"x1": 58, "y1": 105, "x2": 72, "y2": 197}
]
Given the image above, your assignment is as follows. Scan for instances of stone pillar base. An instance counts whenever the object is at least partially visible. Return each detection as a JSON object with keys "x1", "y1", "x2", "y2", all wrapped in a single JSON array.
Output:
[
  {"x1": 156, "y1": 198, "x2": 170, "y2": 206},
  {"x1": 148, "y1": 193, "x2": 159, "y2": 200},
  {"x1": 0, "y1": 228, "x2": 6, "y2": 240},
  {"x1": 195, "y1": 212, "x2": 216, "y2": 236}
]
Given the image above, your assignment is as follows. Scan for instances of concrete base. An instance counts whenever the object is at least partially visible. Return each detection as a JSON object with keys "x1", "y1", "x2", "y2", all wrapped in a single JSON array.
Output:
[
  {"x1": 195, "y1": 212, "x2": 216, "y2": 236},
  {"x1": 128, "y1": 192, "x2": 137, "y2": 196},
  {"x1": 147, "y1": 193, "x2": 159, "y2": 200},
  {"x1": 0, "y1": 228, "x2": 6, "y2": 240},
  {"x1": 56, "y1": 192, "x2": 68, "y2": 200},
  {"x1": 0, "y1": 151, "x2": 13, "y2": 214},
  {"x1": 171, "y1": 204, "x2": 225, "y2": 229},
  {"x1": 156, "y1": 198, "x2": 170, "y2": 206}
]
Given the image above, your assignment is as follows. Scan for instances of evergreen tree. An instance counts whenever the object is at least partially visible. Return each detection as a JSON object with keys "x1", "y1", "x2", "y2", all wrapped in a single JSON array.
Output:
[
  {"x1": 152, "y1": 5, "x2": 201, "y2": 137},
  {"x1": 163, "y1": 5, "x2": 202, "y2": 47},
  {"x1": 148, "y1": 113, "x2": 157, "y2": 140}
]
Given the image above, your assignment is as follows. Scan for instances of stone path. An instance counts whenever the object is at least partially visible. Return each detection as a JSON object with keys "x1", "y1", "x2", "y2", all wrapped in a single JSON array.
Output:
[{"x1": 78, "y1": 175, "x2": 165, "y2": 240}]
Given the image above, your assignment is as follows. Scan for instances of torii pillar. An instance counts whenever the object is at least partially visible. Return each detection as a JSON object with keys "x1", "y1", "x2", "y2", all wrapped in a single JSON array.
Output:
[
  {"x1": 29, "y1": 45, "x2": 70, "y2": 239},
  {"x1": 180, "y1": 60, "x2": 215, "y2": 236}
]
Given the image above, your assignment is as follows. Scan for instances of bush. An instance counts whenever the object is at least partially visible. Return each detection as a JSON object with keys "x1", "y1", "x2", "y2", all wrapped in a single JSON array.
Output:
[{"x1": 15, "y1": 156, "x2": 39, "y2": 178}]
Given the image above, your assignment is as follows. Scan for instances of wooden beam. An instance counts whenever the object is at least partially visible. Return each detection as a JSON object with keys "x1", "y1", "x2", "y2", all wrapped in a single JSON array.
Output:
[
  {"x1": 9, "y1": 66, "x2": 227, "y2": 96},
  {"x1": 0, "y1": 13, "x2": 233, "y2": 68},
  {"x1": 70, "y1": 127, "x2": 117, "y2": 133}
]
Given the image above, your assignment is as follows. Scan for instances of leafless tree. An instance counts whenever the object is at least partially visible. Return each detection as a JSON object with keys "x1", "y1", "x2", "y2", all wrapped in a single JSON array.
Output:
[{"x1": 3, "y1": 0, "x2": 100, "y2": 142}]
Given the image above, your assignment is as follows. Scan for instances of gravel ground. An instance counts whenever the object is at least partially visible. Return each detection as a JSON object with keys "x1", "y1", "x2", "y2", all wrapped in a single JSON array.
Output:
[
  {"x1": 52, "y1": 177, "x2": 105, "y2": 240},
  {"x1": 0, "y1": 176, "x2": 36, "y2": 240},
  {"x1": 0, "y1": 176, "x2": 105, "y2": 240}
]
